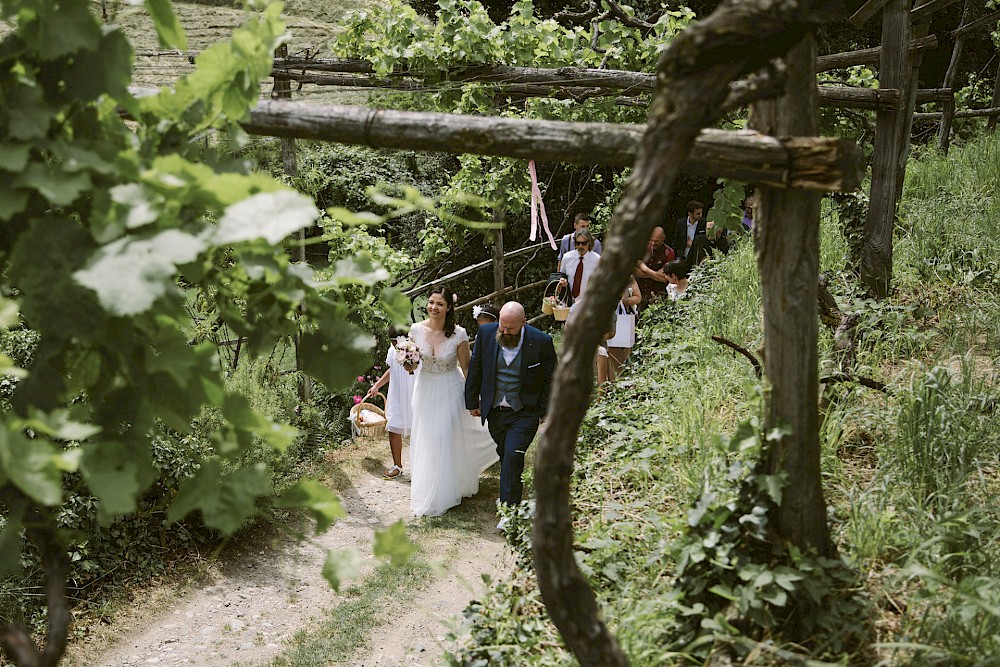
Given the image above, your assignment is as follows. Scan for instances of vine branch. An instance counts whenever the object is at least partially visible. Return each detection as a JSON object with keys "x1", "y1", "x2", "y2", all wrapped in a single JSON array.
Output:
[{"x1": 711, "y1": 335, "x2": 763, "y2": 378}]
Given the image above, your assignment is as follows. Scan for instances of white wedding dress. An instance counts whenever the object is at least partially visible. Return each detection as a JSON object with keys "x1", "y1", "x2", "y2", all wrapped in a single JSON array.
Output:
[{"x1": 408, "y1": 323, "x2": 499, "y2": 517}]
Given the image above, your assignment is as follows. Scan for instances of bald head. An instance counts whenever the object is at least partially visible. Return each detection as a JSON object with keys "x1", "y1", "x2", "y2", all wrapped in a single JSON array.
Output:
[{"x1": 497, "y1": 302, "x2": 526, "y2": 348}]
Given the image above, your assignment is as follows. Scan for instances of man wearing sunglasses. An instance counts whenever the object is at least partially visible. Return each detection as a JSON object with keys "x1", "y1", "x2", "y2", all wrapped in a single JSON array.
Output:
[
  {"x1": 556, "y1": 212, "x2": 602, "y2": 271},
  {"x1": 557, "y1": 230, "x2": 601, "y2": 306}
]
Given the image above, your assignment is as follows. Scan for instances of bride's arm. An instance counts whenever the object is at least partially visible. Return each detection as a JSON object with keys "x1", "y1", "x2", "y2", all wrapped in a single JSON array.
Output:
[{"x1": 457, "y1": 340, "x2": 471, "y2": 377}]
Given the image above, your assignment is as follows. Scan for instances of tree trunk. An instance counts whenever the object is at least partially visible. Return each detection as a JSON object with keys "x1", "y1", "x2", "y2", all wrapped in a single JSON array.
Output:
[
  {"x1": 988, "y1": 61, "x2": 1000, "y2": 133},
  {"x1": 750, "y1": 36, "x2": 833, "y2": 558},
  {"x1": 491, "y1": 212, "x2": 505, "y2": 295},
  {"x1": 860, "y1": 0, "x2": 911, "y2": 297},
  {"x1": 531, "y1": 1, "x2": 853, "y2": 664},
  {"x1": 937, "y1": 0, "x2": 973, "y2": 152}
]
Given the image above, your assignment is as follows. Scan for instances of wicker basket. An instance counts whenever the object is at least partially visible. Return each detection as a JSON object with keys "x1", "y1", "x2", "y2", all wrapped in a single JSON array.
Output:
[
  {"x1": 552, "y1": 304, "x2": 571, "y2": 321},
  {"x1": 541, "y1": 280, "x2": 566, "y2": 316},
  {"x1": 350, "y1": 392, "x2": 387, "y2": 437}
]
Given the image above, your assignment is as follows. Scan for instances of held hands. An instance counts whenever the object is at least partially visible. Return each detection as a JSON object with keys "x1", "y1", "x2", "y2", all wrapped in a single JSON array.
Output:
[{"x1": 469, "y1": 408, "x2": 481, "y2": 417}]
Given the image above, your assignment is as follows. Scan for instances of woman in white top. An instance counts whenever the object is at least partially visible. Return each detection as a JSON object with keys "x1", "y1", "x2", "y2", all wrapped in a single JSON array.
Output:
[{"x1": 365, "y1": 329, "x2": 417, "y2": 479}]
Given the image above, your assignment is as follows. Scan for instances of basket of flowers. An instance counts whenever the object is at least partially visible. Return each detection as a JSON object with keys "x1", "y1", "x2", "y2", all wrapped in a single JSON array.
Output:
[
  {"x1": 350, "y1": 391, "x2": 387, "y2": 437},
  {"x1": 541, "y1": 280, "x2": 567, "y2": 316}
]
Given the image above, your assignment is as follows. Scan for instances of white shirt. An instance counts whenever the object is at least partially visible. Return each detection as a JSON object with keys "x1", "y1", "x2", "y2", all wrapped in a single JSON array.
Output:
[
  {"x1": 560, "y1": 250, "x2": 601, "y2": 300},
  {"x1": 685, "y1": 217, "x2": 698, "y2": 257},
  {"x1": 557, "y1": 234, "x2": 603, "y2": 264}
]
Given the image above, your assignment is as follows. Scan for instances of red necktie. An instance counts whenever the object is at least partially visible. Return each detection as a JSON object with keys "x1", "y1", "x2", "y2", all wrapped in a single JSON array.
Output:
[{"x1": 572, "y1": 258, "x2": 584, "y2": 298}]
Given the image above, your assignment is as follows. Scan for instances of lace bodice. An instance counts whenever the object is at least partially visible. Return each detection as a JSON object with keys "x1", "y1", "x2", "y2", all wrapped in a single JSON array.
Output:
[{"x1": 409, "y1": 323, "x2": 468, "y2": 375}]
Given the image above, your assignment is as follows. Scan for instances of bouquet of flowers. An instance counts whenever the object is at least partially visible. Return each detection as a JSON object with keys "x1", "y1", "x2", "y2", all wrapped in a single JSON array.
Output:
[
  {"x1": 395, "y1": 336, "x2": 421, "y2": 374},
  {"x1": 542, "y1": 295, "x2": 566, "y2": 308}
]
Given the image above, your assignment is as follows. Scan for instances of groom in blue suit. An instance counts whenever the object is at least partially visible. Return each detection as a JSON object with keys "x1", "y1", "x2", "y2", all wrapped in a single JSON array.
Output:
[{"x1": 465, "y1": 301, "x2": 557, "y2": 512}]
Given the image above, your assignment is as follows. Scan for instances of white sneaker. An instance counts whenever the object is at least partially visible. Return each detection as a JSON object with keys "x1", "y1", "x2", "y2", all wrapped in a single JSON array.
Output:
[{"x1": 496, "y1": 517, "x2": 510, "y2": 531}]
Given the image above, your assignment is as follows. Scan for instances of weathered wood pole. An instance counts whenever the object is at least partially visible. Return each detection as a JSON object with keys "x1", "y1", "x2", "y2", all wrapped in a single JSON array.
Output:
[
  {"x1": 937, "y1": 0, "x2": 972, "y2": 152},
  {"x1": 988, "y1": 61, "x2": 1000, "y2": 133},
  {"x1": 274, "y1": 44, "x2": 311, "y2": 404},
  {"x1": 490, "y1": 210, "x2": 505, "y2": 295},
  {"x1": 861, "y1": 0, "x2": 912, "y2": 296},
  {"x1": 750, "y1": 35, "x2": 833, "y2": 559}
]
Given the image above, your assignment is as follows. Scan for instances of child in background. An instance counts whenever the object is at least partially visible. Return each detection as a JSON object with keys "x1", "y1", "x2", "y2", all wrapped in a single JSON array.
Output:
[
  {"x1": 365, "y1": 329, "x2": 417, "y2": 479},
  {"x1": 663, "y1": 260, "x2": 690, "y2": 300}
]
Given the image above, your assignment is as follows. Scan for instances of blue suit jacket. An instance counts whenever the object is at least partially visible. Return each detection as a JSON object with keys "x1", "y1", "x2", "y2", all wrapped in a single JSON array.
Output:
[{"x1": 464, "y1": 323, "x2": 557, "y2": 424}]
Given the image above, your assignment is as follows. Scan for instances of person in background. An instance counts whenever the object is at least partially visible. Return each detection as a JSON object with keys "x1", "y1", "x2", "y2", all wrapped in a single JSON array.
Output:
[
  {"x1": 741, "y1": 193, "x2": 756, "y2": 231},
  {"x1": 558, "y1": 229, "x2": 601, "y2": 310},
  {"x1": 633, "y1": 225, "x2": 675, "y2": 309},
  {"x1": 556, "y1": 212, "x2": 602, "y2": 270},
  {"x1": 663, "y1": 260, "x2": 690, "y2": 300},
  {"x1": 671, "y1": 199, "x2": 729, "y2": 265},
  {"x1": 365, "y1": 327, "x2": 416, "y2": 479},
  {"x1": 471, "y1": 303, "x2": 499, "y2": 348},
  {"x1": 605, "y1": 276, "x2": 641, "y2": 383}
]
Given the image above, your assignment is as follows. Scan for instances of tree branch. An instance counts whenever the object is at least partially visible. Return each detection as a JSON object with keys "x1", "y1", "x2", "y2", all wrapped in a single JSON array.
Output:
[
  {"x1": 819, "y1": 373, "x2": 890, "y2": 393},
  {"x1": 711, "y1": 336, "x2": 763, "y2": 378}
]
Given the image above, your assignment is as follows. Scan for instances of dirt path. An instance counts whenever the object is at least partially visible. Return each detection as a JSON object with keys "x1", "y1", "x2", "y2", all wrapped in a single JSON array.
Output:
[{"x1": 71, "y1": 437, "x2": 510, "y2": 667}]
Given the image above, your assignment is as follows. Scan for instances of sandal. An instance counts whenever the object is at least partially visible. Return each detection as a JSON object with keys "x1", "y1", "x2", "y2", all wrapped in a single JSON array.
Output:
[{"x1": 382, "y1": 465, "x2": 403, "y2": 479}]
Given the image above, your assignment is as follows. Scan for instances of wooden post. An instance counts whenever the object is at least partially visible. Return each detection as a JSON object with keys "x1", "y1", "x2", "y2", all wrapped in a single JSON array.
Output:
[
  {"x1": 273, "y1": 44, "x2": 311, "y2": 404},
  {"x1": 491, "y1": 210, "x2": 505, "y2": 295},
  {"x1": 750, "y1": 35, "x2": 833, "y2": 559},
  {"x1": 861, "y1": 0, "x2": 911, "y2": 297},
  {"x1": 937, "y1": 0, "x2": 972, "y2": 152},
  {"x1": 988, "y1": 61, "x2": 1000, "y2": 133}
]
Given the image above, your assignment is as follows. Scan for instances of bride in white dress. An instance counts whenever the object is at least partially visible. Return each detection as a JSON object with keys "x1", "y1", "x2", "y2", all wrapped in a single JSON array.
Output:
[{"x1": 408, "y1": 287, "x2": 499, "y2": 517}]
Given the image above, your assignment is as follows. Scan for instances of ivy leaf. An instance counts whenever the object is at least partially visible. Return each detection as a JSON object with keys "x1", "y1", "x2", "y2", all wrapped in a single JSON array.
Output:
[
  {"x1": 274, "y1": 480, "x2": 346, "y2": 533},
  {"x1": 79, "y1": 440, "x2": 156, "y2": 516},
  {"x1": 298, "y1": 319, "x2": 374, "y2": 391},
  {"x1": 212, "y1": 191, "x2": 319, "y2": 245},
  {"x1": 144, "y1": 0, "x2": 188, "y2": 50},
  {"x1": 74, "y1": 230, "x2": 206, "y2": 316},
  {"x1": 0, "y1": 427, "x2": 63, "y2": 506},
  {"x1": 322, "y1": 548, "x2": 361, "y2": 592},
  {"x1": 373, "y1": 520, "x2": 417, "y2": 566},
  {"x1": 167, "y1": 460, "x2": 271, "y2": 534}
]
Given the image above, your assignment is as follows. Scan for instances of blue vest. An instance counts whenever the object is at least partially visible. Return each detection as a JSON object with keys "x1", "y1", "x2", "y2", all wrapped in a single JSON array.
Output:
[{"x1": 493, "y1": 345, "x2": 524, "y2": 411}]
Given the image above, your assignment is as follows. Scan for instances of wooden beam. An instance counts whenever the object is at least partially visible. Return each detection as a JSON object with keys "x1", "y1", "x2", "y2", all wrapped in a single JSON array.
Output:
[
  {"x1": 913, "y1": 106, "x2": 1000, "y2": 120},
  {"x1": 815, "y1": 35, "x2": 937, "y2": 72},
  {"x1": 938, "y1": 0, "x2": 973, "y2": 152},
  {"x1": 952, "y1": 9, "x2": 1000, "y2": 38},
  {"x1": 850, "y1": 0, "x2": 893, "y2": 26},
  {"x1": 242, "y1": 101, "x2": 865, "y2": 192},
  {"x1": 453, "y1": 278, "x2": 549, "y2": 312},
  {"x1": 278, "y1": 69, "x2": 907, "y2": 111},
  {"x1": 910, "y1": 0, "x2": 962, "y2": 21},
  {"x1": 403, "y1": 243, "x2": 549, "y2": 296}
]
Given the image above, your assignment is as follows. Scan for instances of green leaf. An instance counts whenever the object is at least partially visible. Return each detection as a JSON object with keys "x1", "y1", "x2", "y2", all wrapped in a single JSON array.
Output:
[
  {"x1": 0, "y1": 298, "x2": 18, "y2": 329},
  {"x1": 211, "y1": 190, "x2": 319, "y2": 245},
  {"x1": 13, "y1": 162, "x2": 91, "y2": 206},
  {"x1": 74, "y1": 230, "x2": 206, "y2": 316},
  {"x1": 379, "y1": 288, "x2": 411, "y2": 325},
  {"x1": 79, "y1": 440, "x2": 155, "y2": 516},
  {"x1": 0, "y1": 426, "x2": 63, "y2": 506},
  {"x1": 326, "y1": 207, "x2": 385, "y2": 226},
  {"x1": 298, "y1": 319, "x2": 374, "y2": 390},
  {"x1": 0, "y1": 143, "x2": 31, "y2": 172},
  {"x1": 167, "y1": 460, "x2": 270, "y2": 534},
  {"x1": 35, "y1": 2, "x2": 101, "y2": 58},
  {"x1": 145, "y1": 0, "x2": 188, "y2": 50},
  {"x1": 373, "y1": 520, "x2": 417, "y2": 566},
  {"x1": 22, "y1": 409, "x2": 101, "y2": 441},
  {"x1": 322, "y1": 548, "x2": 361, "y2": 592},
  {"x1": 6, "y1": 85, "x2": 52, "y2": 139},
  {"x1": 274, "y1": 480, "x2": 345, "y2": 533},
  {"x1": 221, "y1": 393, "x2": 298, "y2": 453},
  {"x1": 331, "y1": 256, "x2": 390, "y2": 285}
]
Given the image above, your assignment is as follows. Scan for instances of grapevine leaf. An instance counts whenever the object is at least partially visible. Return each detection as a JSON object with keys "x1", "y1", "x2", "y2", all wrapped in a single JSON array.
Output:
[
  {"x1": 13, "y1": 163, "x2": 91, "y2": 206},
  {"x1": 79, "y1": 440, "x2": 156, "y2": 516},
  {"x1": 274, "y1": 479, "x2": 346, "y2": 533},
  {"x1": 331, "y1": 256, "x2": 390, "y2": 285},
  {"x1": 0, "y1": 143, "x2": 31, "y2": 172},
  {"x1": 7, "y1": 84, "x2": 53, "y2": 139},
  {"x1": 36, "y1": 2, "x2": 101, "y2": 58},
  {"x1": 74, "y1": 230, "x2": 206, "y2": 316},
  {"x1": 379, "y1": 288, "x2": 411, "y2": 325},
  {"x1": 298, "y1": 319, "x2": 374, "y2": 390},
  {"x1": 0, "y1": 427, "x2": 63, "y2": 506},
  {"x1": 322, "y1": 548, "x2": 361, "y2": 592},
  {"x1": 221, "y1": 393, "x2": 297, "y2": 453},
  {"x1": 63, "y1": 27, "x2": 135, "y2": 101},
  {"x1": 144, "y1": 0, "x2": 188, "y2": 50},
  {"x1": 22, "y1": 409, "x2": 101, "y2": 441},
  {"x1": 0, "y1": 298, "x2": 17, "y2": 329},
  {"x1": 373, "y1": 520, "x2": 417, "y2": 566},
  {"x1": 167, "y1": 460, "x2": 271, "y2": 534},
  {"x1": 212, "y1": 190, "x2": 319, "y2": 245}
]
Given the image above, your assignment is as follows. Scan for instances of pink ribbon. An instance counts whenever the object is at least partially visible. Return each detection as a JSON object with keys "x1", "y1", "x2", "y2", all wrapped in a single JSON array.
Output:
[{"x1": 528, "y1": 160, "x2": 557, "y2": 250}]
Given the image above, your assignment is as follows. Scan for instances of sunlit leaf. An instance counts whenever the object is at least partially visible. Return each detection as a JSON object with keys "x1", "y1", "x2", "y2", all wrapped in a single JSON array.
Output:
[
  {"x1": 275, "y1": 480, "x2": 346, "y2": 534},
  {"x1": 212, "y1": 190, "x2": 318, "y2": 245},
  {"x1": 145, "y1": 0, "x2": 188, "y2": 50},
  {"x1": 322, "y1": 548, "x2": 361, "y2": 592},
  {"x1": 373, "y1": 520, "x2": 417, "y2": 566},
  {"x1": 0, "y1": 427, "x2": 63, "y2": 506}
]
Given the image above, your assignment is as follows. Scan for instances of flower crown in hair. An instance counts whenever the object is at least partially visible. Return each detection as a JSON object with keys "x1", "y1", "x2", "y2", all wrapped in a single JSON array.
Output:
[{"x1": 472, "y1": 305, "x2": 484, "y2": 318}]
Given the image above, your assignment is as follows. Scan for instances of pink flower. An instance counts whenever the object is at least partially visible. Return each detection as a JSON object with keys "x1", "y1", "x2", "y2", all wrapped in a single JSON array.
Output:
[
  {"x1": 357, "y1": 376, "x2": 365, "y2": 383},
  {"x1": 353, "y1": 395, "x2": 363, "y2": 404}
]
